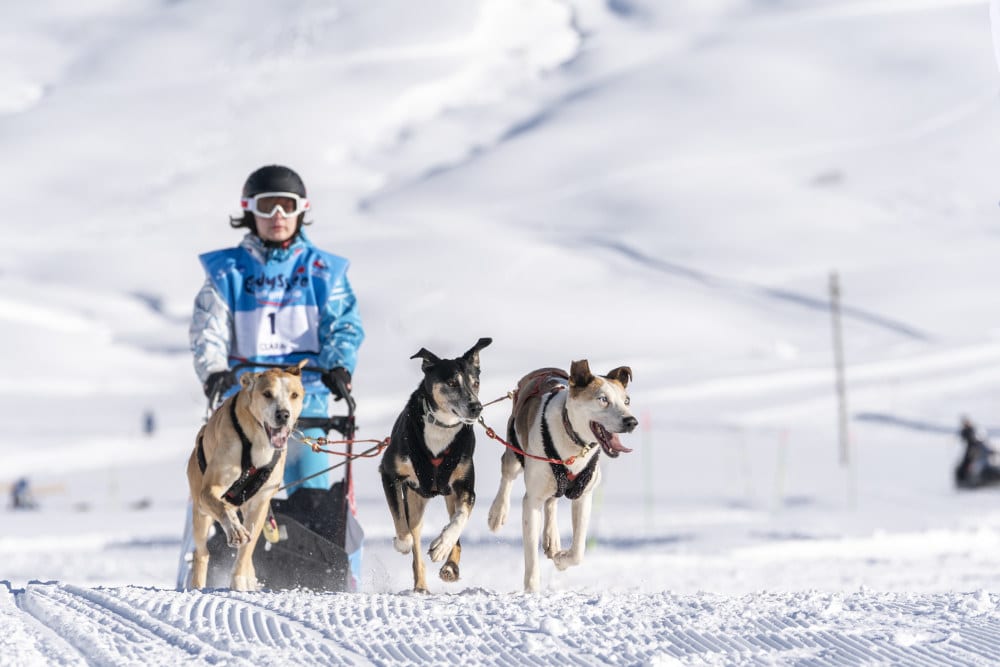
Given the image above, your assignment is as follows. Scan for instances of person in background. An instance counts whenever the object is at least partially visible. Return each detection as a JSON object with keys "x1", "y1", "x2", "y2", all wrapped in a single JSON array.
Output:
[
  {"x1": 11, "y1": 477, "x2": 38, "y2": 510},
  {"x1": 143, "y1": 409, "x2": 156, "y2": 437},
  {"x1": 956, "y1": 416, "x2": 1000, "y2": 488}
]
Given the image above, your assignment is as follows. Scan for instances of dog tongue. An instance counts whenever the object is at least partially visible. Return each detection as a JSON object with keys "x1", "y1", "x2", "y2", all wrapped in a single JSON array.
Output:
[
  {"x1": 267, "y1": 425, "x2": 291, "y2": 450},
  {"x1": 605, "y1": 432, "x2": 633, "y2": 454},
  {"x1": 590, "y1": 421, "x2": 634, "y2": 456}
]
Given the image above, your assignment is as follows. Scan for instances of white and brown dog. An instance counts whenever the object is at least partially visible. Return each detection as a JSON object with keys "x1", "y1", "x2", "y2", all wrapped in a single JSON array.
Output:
[
  {"x1": 186, "y1": 360, "x2": 306, "y2": 591},
  {"x1": 487, "y1": 360, "x2": 636, "y2": 592}
]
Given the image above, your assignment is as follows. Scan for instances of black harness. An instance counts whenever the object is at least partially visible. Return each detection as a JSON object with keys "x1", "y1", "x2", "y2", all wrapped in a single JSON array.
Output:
[
  {"x1": 409, "y1": 398, "x2": 471, "y2": 498},
  {"x1": 541, "y1": 393, "x2": 599, "y2": 499},
  {"x1": 197, "y1": 397, "x2": 283, "y2": 506}
]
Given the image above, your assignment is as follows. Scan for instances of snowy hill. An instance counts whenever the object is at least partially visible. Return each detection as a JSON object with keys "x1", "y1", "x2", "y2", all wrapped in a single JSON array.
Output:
[{"x1": 5, "y1": 0, "x2": 1000, "y2": 664}]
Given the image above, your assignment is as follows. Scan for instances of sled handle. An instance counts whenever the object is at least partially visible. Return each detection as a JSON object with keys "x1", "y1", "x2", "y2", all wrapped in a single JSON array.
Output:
[{"x1": 295, "y1": 416, "x2": 355, "y2": 439}]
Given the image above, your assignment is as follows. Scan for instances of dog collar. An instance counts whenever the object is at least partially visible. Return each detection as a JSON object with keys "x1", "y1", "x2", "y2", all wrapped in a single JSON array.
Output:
[
  {"x1": 422, "y1": 398, "x2": 462, "y2": 429},
  {"x1": 541, "y1": 394, "x2": 600, "y2": 499},
  {"x1": 561, "y1": 405, "x2": 596, "y2": 450},
  {"x1": 230, "y1": 397, "x2": 254, "y2": 455}
]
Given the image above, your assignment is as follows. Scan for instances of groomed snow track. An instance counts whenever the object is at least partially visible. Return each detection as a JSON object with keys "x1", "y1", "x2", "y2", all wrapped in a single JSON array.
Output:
[{"x1": 3, "y1": 583, "x2": 1000, "y2": 665}]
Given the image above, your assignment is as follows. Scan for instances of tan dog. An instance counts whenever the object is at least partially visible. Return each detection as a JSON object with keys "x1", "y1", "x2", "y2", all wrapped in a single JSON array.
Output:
[
  {"x1": 186, "y1": 361, "x2": 306, "y2": 591},
  {"x1": 487, "y1": 360, "x2": 637, "y2": 592}
]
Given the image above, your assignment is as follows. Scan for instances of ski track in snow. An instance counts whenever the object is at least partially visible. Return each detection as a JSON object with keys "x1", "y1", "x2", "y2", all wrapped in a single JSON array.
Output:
[
  {"x1": 586, "y1": 237, "x2": 932, "y2": 342},
  {"x1": 645, "y1": 339, "x2": 1000, "y2": 427},
  {"x1": 4, "y1": 583, "x2": 1000, "y2": 666}
]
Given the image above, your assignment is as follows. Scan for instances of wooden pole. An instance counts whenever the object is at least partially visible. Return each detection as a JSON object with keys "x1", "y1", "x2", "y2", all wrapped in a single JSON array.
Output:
[
  {"x1": 774, "y1": 428, "x2": 788, "y2": 510},
  {"x1": 642, "y1": 410, "x2": 653, "y2": 532},
  {"x1": 829, "y1": 272, "x2": 850, "y2": 466}
]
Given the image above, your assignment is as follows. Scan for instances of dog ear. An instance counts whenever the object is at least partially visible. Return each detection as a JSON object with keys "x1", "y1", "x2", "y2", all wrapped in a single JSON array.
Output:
[
  {"x1": 239, "y1": 372, "x2": 256, "y2": 390},
  {"x1": 286, "y1": 359, "x2": 308, "y2": 376},
  {"x1": 462, "y1": 337, "x2": 492, "y2": 367},
  {"x1": 410, "y1": 348, "x2": 441, "y2": 371},
  {"x1": 569, "y1": 359, "x2": 594, "y2": 388},
  {"x1": 604, "y1": 366, "x2": 632, "y2": 388}
]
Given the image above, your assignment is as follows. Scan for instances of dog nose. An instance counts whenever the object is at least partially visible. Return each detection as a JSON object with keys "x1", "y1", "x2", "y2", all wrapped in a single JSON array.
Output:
[
  {"x1": 623, "y1": 416, "x2": 638, "y2": 433},
  {"x1": 275, "y1": 409, "x2": 290, "y2": 425},
  {"x1": 469, "y1": 400, "x2": 483, "y2": 417}
]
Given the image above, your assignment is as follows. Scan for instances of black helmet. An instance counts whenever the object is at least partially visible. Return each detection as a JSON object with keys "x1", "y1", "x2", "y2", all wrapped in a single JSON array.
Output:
[
  {"x1": 230, "y1": 165, "x2": 312, "y2": 241},
  {"x1": 242, "y1": 165, "x2": 306, "y2": 198}
]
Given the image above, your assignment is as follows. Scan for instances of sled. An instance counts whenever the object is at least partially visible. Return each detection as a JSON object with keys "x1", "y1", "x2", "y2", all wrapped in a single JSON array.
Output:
[
  {"x1": 203, "y1": 478, "x2": 364, "y2": 591},
  {"x1": 178, "y1": 364, "x2": 366, "y2": 592}
]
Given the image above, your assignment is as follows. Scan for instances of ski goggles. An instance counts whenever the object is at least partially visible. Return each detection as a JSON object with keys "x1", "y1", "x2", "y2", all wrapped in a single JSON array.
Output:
[{"x1": 241, "y1": 192, "x2": 310, "y2": 218}]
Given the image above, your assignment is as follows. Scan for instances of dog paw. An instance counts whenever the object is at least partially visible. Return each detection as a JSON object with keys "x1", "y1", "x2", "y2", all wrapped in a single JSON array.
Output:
[
  {"x1": 393, "y1": 535, "x2": 413, "y2": 554},
  {"x1": 428, "y1": 534, "x2": 456, "y2": 562},
  {"x1": 230, "y1": 574, "x2": 259, "y2": 592},
  {"x1": 551, "y1": 550, "x2": 580, "y2": 571},
  {"x1": 439, "y1": 562, "x2": 460, "y2": 582},
  {"x1": 543, "y1": 537, "x2": 562, "y2": 559},
  {"x1": 225, "y1": 523, "x2": 251, "y2": 547},
  {"x1": 487, "y1": 500, "x2": 508, "y2": 532}
]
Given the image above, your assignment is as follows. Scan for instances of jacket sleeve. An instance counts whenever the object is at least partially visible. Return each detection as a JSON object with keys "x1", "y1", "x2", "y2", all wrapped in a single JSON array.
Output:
[
  {"x1": 189, "y1": 278, "x2": 233, "y2": 383},
  {"x1": 318, "y1": 272, "x2": 364, "y2": 374}
]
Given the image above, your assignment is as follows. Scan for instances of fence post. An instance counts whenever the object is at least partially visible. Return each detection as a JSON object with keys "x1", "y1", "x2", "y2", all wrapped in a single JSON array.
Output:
[{"x1": 643, "y1": 410, "x2": 653, "y2": 532}]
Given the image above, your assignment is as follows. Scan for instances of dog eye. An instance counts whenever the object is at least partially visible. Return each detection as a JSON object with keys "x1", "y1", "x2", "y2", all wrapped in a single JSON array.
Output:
[
  {"x1": 598, "y1": 395, "x2": 609, "y2": 405},
  {"x1": 624, "y1": 396, "x2": 631, "y2": 405},
  {"x1": 263, "y1": 390, "x2": 273, "y2": 399},
  {"x1": 447, "y1": 379, "x2": 460, "y2": 388},
  {"x1": 291, "y1": 392, "x2": 299, "y2": 399}
]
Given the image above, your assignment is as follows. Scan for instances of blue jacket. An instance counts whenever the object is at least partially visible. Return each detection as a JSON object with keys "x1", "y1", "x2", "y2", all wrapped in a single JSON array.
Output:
[{"x1": 190, "y1": 231, "x2": 364, "y2": 418}]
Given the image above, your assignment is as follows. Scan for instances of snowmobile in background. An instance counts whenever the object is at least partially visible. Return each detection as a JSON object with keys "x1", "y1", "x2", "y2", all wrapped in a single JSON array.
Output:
[
  {"x1": 177, "y1": 363, "x2": 372, "y2": 592},
  {"x1": 955, "y1": 417, "x2": 1000, "y2": 490}
]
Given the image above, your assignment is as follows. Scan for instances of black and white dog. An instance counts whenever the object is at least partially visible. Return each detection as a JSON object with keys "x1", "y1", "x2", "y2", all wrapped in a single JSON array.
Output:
[{"x1": 379, "y1": 337, "x2": 492, "y2": 592}]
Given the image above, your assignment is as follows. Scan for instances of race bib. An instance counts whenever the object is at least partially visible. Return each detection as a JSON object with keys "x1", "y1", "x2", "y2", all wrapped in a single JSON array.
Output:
[{"x1": 233, "y1": 304, "x2": 320, "y2": 358}]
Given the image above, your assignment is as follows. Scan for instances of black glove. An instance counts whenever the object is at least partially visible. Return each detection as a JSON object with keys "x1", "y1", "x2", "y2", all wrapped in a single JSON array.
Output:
[
  {"x1": 322, "y1": 367, "x2": 352, "y2": 401},
  {"x1": 203, "y1": 370, "x2": 235, "y2": 400}
]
